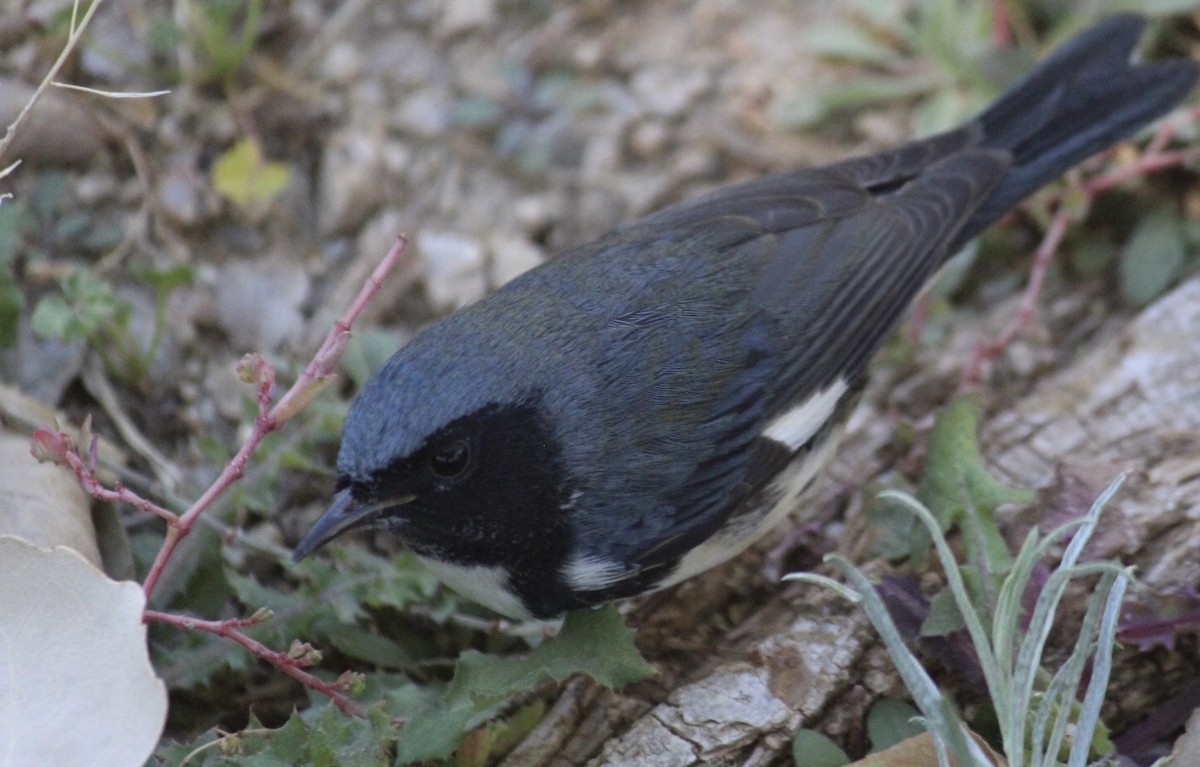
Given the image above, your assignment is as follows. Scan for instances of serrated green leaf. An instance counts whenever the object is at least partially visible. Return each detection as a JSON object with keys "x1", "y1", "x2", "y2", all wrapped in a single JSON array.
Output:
[
  {"x1": 395, "y1": 606, "x2": 653, "y2": 764},
  {"x1": 917, "y1": 397, "x2": 1033, "y2": 573},
  {"x1": 158, "y1": 704, "x2": 395, "y2": 767},
  {"x1": 394, "y1": 702, "x2": 478, "y2": 764},
  {"x1": 866, "y1": 698, "x2": 924, "y2": 751},
  {"x1": 1119, "y1": 209, "x2": 1186, "y2": 306},
  {"x1": 451, "y1": 606, "x2": 655, "y2": 704},
  {"x1": 792, "y1": 728, "x2": 850, "y2": 767}
]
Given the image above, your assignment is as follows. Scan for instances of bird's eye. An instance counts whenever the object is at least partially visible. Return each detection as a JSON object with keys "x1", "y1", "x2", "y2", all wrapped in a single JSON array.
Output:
[{"x1": 429, "y1": 439, "x2": 472, "y2": 480}]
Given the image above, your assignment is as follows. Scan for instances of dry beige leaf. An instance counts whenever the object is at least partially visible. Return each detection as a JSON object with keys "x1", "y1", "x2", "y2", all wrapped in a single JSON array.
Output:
[
  {"x1": 0, "y1": 536, "x2": 167, "y2": 766},
  {"x1": 0, "y1": 383, "x2": 126, "y2": 477},
  {"x1": 846, "y1": 731, "x2": 1006, "y2": 767},
  {"x1": 1165, "y1": 708, "x2": 1200, "y2": 767},
  {"x1": 0, "y1": 431, "x2": 101, "y2": 568}
]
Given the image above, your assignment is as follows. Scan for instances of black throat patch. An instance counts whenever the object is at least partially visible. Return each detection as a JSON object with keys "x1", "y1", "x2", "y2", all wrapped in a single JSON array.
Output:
[{"x1": 374, "y1": 400, "x2": 591, "y2": 618}]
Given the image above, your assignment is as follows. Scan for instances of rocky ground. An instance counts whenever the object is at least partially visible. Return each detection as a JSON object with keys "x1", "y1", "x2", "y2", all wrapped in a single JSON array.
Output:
[{"x1": 2, "y1": 1, "x2": 1199, "y2": 765}]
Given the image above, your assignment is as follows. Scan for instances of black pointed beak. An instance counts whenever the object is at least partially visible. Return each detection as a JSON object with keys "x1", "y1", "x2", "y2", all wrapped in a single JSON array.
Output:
[{"x1": 292, "y1": 488, "x2": 413, "y2": 562}]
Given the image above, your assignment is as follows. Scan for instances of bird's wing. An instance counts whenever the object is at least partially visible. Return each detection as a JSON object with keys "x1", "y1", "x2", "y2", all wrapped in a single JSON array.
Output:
[{"x1": 580, "y1": 147, "x2": 1010, "y2": 576}]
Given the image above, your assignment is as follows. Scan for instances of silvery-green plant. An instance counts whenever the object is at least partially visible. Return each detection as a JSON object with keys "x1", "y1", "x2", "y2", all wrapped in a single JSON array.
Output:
[{"x1": 789, "y1": 476, "x2": 1128, "y2": 767}]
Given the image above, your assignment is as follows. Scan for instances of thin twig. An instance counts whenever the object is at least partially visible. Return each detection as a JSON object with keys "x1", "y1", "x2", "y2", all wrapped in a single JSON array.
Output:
[
  {"x1": 961, "y1": 111, "x2": 1200, "y2": 387},
  {"x1": 145, "y1": 610, "x2": 365, "y2": 716},
  {"x1": 35, "y1": 238, "x2": 410, "y2": 712},
  {"x1": 0, "y1": 0, "x2": 106, "y2": 161},
  {"x1": 141, "y1": 237, "x2": 408, "y2": 598}
]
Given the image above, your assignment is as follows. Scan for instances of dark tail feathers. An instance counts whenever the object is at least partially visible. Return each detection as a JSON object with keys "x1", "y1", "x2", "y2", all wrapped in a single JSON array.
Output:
[{"x1": 957, "y1": 13, "x2": 1198, "y2": 245}]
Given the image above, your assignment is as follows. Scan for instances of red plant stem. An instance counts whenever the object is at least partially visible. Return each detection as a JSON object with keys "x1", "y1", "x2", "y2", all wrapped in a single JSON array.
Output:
[
  {"x1": 1087, "y1": 147, "x2": 1200, "y2": 195},
  {"x1": 962, "y1": 204, "x2": 1073, "y2": 386},
  {"x1": 63, "y1": 451, "x2": 177, "y2": 523},
  {"x1": 271, "y1": 237, "x2": 406, "y2": 422},
  {"x1": 990, "y1": 0, "x2": 1011, "y2": 47},
  {"x1": 145, "y1": 610, "x2": 365, "y2": 716},
  {"x1": 141, "y1": 236, "x2": 409, "y2": 600}
]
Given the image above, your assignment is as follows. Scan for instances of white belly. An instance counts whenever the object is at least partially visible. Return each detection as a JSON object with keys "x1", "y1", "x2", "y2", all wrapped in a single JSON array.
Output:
[{"x1": 665, "y1": 430, "x2": 842, "y2": 588}]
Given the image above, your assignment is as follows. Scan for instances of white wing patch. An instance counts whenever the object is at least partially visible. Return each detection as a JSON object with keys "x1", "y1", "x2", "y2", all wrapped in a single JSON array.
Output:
[
  {"x1": 762, "y1": 378, "x2": 849, "y2": 450},
  {"x1": 561, "y1": 554, "x2": 627, "y2": 591}
]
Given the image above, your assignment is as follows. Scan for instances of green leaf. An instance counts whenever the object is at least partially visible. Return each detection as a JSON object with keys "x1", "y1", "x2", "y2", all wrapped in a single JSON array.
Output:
[
  {"x1": 920, "y1": 586, "x2": 966, "y2": 637},
  {"x1": 866, "y1": 698, "x2": 924, "y2": 751},
  {"x1": 341, "y1": 328, "x2": 403, "y2": 390},
  {"x1": 917, "y1": 397, "x2": 1034, "y2": 573},
  {"x1": 929, "y1": 239, "x2": 979, "y2": 299},
  {"x1": 1100, "y1": 0, "x2": 1200, "y2": 14},
  {"x1": 804, "y1": 22, "x2": 898, "y2": 66},
  {"x1": 31, "y1": 269, "x2": 128, "y2": 343},
  {"x1": 212, "y1": 138, "x2": 292, "y2": 209},
  {"x1": 792, "y1": 729, "x2": 849, "y2": 767},
  {"x1": 395, "y1": 606, "x2": 654, "y2": 764},
  {"x1": 772, "y1": 71, "x2": 947, "y2": 130},
  {"x1": 29, "y1": 171, "x2": 69, "y2": 219},
  {"x1": 1119, "y1": 209, "x2": 1186, "y2": 306},
  {"x1": 392, "y1": 695, "x2": 478, "y2": 764},
  {"x1": 1069, "y1": 237, "x2": 1119, "y2": 277},
  {"x1": 0, "y1": 200, "x2": 28, "y2": 262},
  {"x1": 325, "y1": 623, "x2": 416, "y2": 668},
  {"x1": 453, "y1": 700, "x2": 545, "y2": 767},
  {"x1": 449, "y1": 606, "x2": 656, "y2": 703},
  {"x1": 0, "y1": 278, "x2": 21, "y2": 348},
  {"x1": 488, "y1": 699, "x2": 546, "y2": 756},
  {"x1": 131, "y1": 262, "x2": 195, "y2": 294},
  {"x1": 155, "y1": 705, "x2": 396, "y2": 767},
  {"x1": 29, "y1": 294, "x2": 78, "y2": 340},
  {"x1": 866, "y1": 488, "x2": 929, "y2": 561}
]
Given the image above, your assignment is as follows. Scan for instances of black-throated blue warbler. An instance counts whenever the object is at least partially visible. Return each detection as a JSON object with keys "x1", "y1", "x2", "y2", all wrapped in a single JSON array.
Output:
[{"x1": 294, "y1": 15, "x2": 1197, "y2": 619}]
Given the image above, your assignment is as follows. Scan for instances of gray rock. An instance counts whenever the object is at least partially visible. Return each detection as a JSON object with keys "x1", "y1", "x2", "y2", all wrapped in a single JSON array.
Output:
[
  {"x1": 317, "y1": 123, "x2": 389, "y2": 235},
  {"x1": 438, "y1": 0, "x2": 496, "y2": 38},
  {"x1": 214, "y1": 260, "x2": 310, "y2": 352},
  {"x1": 393, "y1": 88, "x2": 452, "y2": 139},
  {"x1": 488, "y1": 233, "x2": 545, "y2": 288},
  {"x1": 417, "y1": 230, "x2": 487, "y2": 310},
  {"x1": 629, "y1": 65, "x2": 711, "y2": 118}
]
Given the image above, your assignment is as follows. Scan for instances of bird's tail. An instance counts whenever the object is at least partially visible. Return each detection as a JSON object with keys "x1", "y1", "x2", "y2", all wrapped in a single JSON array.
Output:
[{"x1": 955, "y1": 13, "x2": 1197, "y2": 245}]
